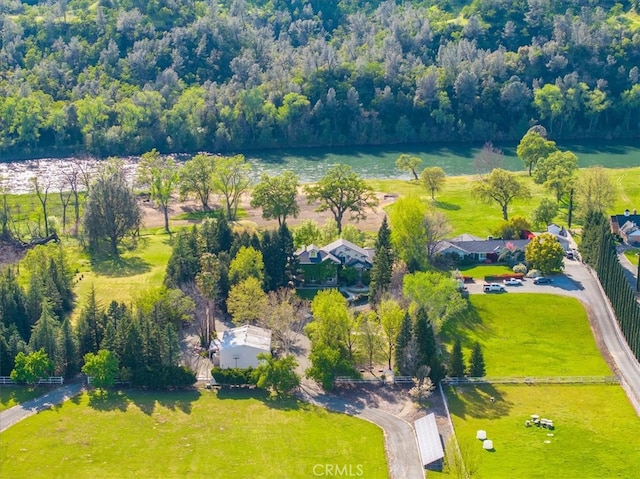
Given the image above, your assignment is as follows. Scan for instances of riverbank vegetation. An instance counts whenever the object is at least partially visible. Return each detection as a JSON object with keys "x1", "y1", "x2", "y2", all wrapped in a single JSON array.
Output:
[{"x1": 1, "y1": 1, "x2": 640, "y2": 158}]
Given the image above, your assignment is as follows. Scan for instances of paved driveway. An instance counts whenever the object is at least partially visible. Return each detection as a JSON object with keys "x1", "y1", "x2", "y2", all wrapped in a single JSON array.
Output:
[{"x1": 0, "y1": 381, "x2": 85, "y2": 433}]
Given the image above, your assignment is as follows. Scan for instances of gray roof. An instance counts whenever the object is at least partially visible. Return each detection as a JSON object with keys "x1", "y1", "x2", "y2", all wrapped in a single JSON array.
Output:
[
  {"x1": 444, "y1": 239, "x2": 531, "y2": 255},
  {"x1": 295, "y1": 238, "x2": 374, "y2": 267},
  {"x1": 218, "y1": 325, "x2": 272, "y2": 351}
]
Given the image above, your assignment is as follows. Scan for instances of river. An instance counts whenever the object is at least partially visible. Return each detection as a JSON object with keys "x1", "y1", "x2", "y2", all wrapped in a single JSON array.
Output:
[{"x1": 2, "y1": 140, "x2": 640, "y2": 194}]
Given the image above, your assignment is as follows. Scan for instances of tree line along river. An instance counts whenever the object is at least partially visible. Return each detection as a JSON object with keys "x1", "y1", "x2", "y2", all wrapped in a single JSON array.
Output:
[{"x1": 2, "y1": 140, "x2": 640, "y2": 194}]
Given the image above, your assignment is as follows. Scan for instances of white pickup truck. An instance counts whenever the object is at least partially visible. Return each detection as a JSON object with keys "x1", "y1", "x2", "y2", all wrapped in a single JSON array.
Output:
[{"x1": 483, "y1": 283, "x2": 506, "y2": 293}]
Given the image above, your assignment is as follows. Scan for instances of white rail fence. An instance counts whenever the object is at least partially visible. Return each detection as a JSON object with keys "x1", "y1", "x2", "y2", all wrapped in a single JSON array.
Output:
[{"x1": 0, "y1": 376, "x2": 64, "y2": 385}]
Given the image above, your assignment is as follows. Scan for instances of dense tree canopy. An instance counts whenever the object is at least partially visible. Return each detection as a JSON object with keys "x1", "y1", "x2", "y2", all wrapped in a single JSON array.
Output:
[{"x1": 0, "y1": 1, "x2": 639, "y2": 158}]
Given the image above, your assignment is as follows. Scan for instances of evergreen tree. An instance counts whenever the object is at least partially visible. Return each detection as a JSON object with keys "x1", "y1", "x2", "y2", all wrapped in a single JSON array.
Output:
[
  {"x1": 165, "y1": 226, "x2": 200, "y2": 287},
  {"x1": 29, "y1": 300, "x2": 60, "y2": 364},
  {"x1": 394, "y1": 311, "x2": 413, "y2": 375},
  {"x1": 76, "y1": 286, "x2": 105, "y2": 356},
  {"x1": 449, "y1": 338, "x2": 466, "y2": 377},
  {"x1": 469, "y1": 342, "x2": 486, "y2": 377},
  {"x1": 56, "y1": 317, "x2": 78, "y2": 377},
  {"x1": 261, "y1": 225, "x2": 295, "y2": 291},
  {"x1": 162, "y1": 323, "x2": 181, "y2": 367},
  {"x1": 0, "y1": 268, "x2": 30, "y2": 342},
  {"x1": 0, "y1": 324, "x2": 14, "y2": 375},
  {"x1": 414, "y1": 308, "x2": 445, "y2": 382},
  {"x1": 369, "y1": 216, "x2": 394, "y2": 302},
  {"x1": 216, "y1": 216, "x2": 233, "y2": 253}
]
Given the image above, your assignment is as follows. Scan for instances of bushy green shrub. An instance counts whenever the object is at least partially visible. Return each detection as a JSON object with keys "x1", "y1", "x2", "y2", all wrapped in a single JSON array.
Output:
[
  {"x1": 132, "y1": 366, "x2": 196, "y2": 389},
  {"x1": 212, "y1": 367, "x2": 257, "y2": 385},
  {"x1": 513, "y1": 263, "x2": 528, "y2": 274}
]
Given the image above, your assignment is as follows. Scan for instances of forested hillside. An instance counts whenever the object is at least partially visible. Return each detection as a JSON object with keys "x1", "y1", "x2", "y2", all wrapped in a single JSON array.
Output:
[{"x1": 1, "y1": 0, "x2": 640, "y2": 157}]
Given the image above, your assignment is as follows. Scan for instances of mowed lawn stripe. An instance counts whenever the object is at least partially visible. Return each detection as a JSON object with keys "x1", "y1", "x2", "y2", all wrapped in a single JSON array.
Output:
[
  {"x1": 441, "y1": 294, "x2": 612, "y2": 377},
  {"x1": 0, "y1": 390, "x2": 388, "y2": 479}
]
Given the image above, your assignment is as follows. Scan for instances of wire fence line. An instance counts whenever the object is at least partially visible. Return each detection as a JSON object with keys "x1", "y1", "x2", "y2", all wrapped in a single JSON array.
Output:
[{"x1": 443, "y1": 376, "x2": 620, "y2": 385}]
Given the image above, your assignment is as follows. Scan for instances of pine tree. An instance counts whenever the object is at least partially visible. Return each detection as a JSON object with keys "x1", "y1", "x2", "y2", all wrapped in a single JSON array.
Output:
[
  {"x1": 449, "y1": 338, "x2": 466, "y2": 377},
  {"x1": 369, "y1": 216, "x2": 394, "y2": 303},
  {"x1": 469, "y1": 342, "x2": 486, "y2": 377},
  {"x1": 394, "y1": 311, "x2": 413, "y2": 375},
  {"x1": 56, "y1": 317, "x2": 78, "y2": 377},
  {"x1": 0, "y1": 268, "x2": 30, "y2": 342},
  {"x1": 29, "y1": 300, "x2": 60, "y2": 363},
  {"x1": 76, "y1": 286, "x2": 106, "y2": 356},
  {"x1": 164, "y1": 226, "x2": 200, "y2": 287},
  {"x1": 414, "y1": 308, "x2": 445, "y2": 382}
]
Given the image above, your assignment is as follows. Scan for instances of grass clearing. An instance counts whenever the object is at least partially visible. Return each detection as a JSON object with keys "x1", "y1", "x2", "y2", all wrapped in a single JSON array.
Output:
[
  {"x1": 623, "y1": 248, "x2": 640, "y2": 266},
  {"x1": 440, "y1": 295, "x2": 612, "y2": 377},
  {"x1": 0, "y1": 386, "x2": 52, "y2": 412},
  {"x1": 433, "y1": 383, "x2": 640, "y2": 479},
  {"x1": 71, "y1": 233, "x2": 173, "y2": 313},
  {"x1": 456, "y1": 264, "x2": 514, "y2": 279},
  {"x1": 0, "y1": 389, "x2": 388, "y2": 479}
]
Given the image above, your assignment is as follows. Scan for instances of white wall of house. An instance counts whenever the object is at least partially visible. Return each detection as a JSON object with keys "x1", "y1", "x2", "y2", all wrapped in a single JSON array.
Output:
[
  {"x1": 331, "y1": 244, "x2": 369, "y2": 265},
  {"x1": 219, "y1": 344, "x2": 268, "y2": 369}
]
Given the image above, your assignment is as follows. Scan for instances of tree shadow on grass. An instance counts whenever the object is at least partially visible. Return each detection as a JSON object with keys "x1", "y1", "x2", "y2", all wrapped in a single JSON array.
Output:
[
  {"x1": 152, "y1": 389, "x2": 201, "y2": 414},
  {"x1": 440, "y1": 304, "x2": 492, "y2": 347},
  {"x1": 87, "y1": 389, "x2": 130, "y2": 412},
  {"x1": 215, "y1": 387, "x2": 303, "y2": 411},
  {"x1": 445, "y1": 384, "x2": 512, "y2": 420},
  {"x1": 91, "y1": 255, "x2": 151, "y2": 277},
  {"x1": 433, "y1": 200, "x2": 461, "y2": 211}
]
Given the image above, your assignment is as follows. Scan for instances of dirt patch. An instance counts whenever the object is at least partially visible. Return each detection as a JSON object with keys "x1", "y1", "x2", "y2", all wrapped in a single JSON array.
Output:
[
  {"x1": 0, "y1": 240, "x2": 26, "y2": 266},
  {"x1": 141, "y1": 191, "x2": 397, "y2": 232}
]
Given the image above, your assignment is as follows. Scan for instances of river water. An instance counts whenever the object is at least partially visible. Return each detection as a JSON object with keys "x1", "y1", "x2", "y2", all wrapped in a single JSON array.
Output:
[{"x1": 2, "y1": 140, "x2": 640, "y2": 194}]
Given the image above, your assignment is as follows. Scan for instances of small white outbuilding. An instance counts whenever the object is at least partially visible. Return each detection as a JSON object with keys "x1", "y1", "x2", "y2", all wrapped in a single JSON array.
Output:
[{"x1": 216, "y1": 325, "x2": 272, "y2": 369}]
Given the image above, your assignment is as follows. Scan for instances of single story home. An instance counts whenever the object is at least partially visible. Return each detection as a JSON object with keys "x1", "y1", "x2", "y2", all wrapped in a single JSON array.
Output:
[
  {"x1": 211, "y1": 325, "x2": 272, "y2": 369},
  {"x1": 436, "y1": 231, "x2": 570, "y2": 262},
  {"x1": 295, "y1": 238, "x2": 374, "y2": 285}
]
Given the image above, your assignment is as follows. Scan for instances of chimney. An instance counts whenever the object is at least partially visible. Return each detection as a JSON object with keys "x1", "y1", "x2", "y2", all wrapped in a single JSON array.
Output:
[{"x1": 624, "y1": 209, "x2": 630, "y2": 217}]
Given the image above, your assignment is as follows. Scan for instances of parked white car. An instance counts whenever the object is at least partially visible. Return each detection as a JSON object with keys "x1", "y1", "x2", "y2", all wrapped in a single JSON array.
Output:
[
  {"x1": 483, "y1": 283, "x2": 506, "y2": 293},
  {"x1": 504, "y1": 278, "x2": 523, "y2": 286}
]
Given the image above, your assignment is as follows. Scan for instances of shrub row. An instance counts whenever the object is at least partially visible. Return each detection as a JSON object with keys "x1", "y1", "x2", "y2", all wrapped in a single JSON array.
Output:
[
  {"x1": 123, "y1": 366, "x2": 197, "y2": 389},
  {"x1": 212, "y1": 367, "x2": 257, "y2": 385},
  {"x1": 484, "y1": 273, "x2": 525, "y2": 282}
]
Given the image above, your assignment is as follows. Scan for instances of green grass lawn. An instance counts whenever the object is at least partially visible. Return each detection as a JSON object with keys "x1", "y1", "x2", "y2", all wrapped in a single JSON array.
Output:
[
  {"x1": 440, "y1": 294, "x2": 612, "y2": 377},
  {"x1": 433, "y1": 294, "x2": 640, "y2": 478},
  {"x1": 0, "y1": 386, "x2": 51, "y2": 412},
  {"x1": 623, "y1": 248, "x2": 640, "y2": 266},
  {"x1": 71, "y1": 232, "x2": 173, "y2": 312},
  {"x1": 434, "y1": 384, "x2": 640, "y2": 479},
  {"x1": 456, "y1": 264, "x2": 514, "y2": 279},
  {"x1": 0, "y1": 389, "x2": 388, "y2": 479}
]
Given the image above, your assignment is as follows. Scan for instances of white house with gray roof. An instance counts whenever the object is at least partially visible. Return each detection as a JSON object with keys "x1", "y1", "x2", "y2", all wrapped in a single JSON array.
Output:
[{"x1": 213, "y1": 325, "x2": 272, "y2": 369}]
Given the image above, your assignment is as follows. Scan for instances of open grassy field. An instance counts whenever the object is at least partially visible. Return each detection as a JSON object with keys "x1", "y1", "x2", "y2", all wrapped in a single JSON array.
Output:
[
  {"x1": 369, "y1": 166, "x2": 640, "y2": 238},
  {"x1": 439, "y1": 294, "x2": 612, "y2": 377},
  {"x1": 70, "y1": 232, "x2": 173, "y2": 312},
  {"x1": 0, "y1": 386, "x2": 52, "y2": 412},
  {"x1": 433, "y1": 294, "x2": 640, "y2": 478},
  {"x1": 0, "y1": 389, "x2": 388, "y2": 479},
  {"x1": 433, "y1": 383, "x2": 640, "y2": 479}
]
